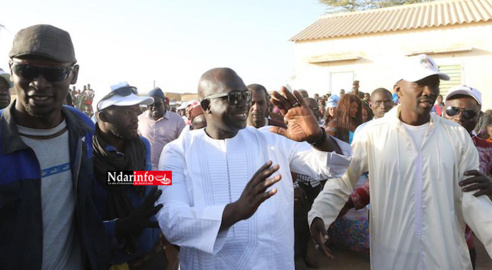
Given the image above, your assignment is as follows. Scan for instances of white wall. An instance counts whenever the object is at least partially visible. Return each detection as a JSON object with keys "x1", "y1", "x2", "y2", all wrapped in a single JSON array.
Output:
[{"x1": 292, "y1": 22, "x2": 492, "y2": 109}]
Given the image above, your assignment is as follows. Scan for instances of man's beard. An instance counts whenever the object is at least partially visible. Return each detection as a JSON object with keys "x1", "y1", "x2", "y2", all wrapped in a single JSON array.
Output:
[{"x1": 110, "y1": 125, "x2": 139, "y2": 140}]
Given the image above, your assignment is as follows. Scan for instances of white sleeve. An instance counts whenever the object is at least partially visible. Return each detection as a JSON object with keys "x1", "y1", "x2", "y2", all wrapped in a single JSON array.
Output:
[
  {"x1": 287, "y1": 135, "x2": 352, "y2": 180},
  {"x1": 308, "y1": 131, "x2": 368, "y2": 229},
  {"x1": 459, "y1": 136, "x2": 492, "y2": 257},
  {"x1": 156, "y1": 142, "x2": 229, "y2": 255}
]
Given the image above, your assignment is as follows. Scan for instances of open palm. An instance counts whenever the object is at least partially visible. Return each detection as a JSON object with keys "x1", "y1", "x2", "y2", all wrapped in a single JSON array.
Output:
[{"x1": 270, "y1": 88, "x2": 322, "y2": 143}]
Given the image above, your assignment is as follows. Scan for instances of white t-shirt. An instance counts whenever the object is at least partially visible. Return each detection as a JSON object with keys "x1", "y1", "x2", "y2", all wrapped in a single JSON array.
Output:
[{"x1": 402, "y1": 122, "x2": 430, "y2": 149}]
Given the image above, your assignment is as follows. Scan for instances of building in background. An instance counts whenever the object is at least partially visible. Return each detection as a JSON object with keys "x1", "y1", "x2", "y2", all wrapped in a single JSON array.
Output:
[{"x1": 290, "y1": 0, "x2": 492, "y2": 108}]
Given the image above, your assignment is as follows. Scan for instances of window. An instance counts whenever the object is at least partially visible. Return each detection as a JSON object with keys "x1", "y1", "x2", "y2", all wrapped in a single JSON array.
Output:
[{"x1": 438, "y1": 65, "x2": 462, "y2": 97}]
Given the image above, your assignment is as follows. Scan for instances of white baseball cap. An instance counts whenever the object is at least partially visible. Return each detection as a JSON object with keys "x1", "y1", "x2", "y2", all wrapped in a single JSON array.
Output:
[
  {"x1": 177, "y1": 101, "x2": 189, "y2": 110},
  {"x1": 397, "y1": 54, "x2": 450, "y2": 83},
  {"x1": 445, "y1": 85, "x2": 482, "y2": 106},
  {"x1": 97, "y1": 81, "x2": 154, "y2": 111}
]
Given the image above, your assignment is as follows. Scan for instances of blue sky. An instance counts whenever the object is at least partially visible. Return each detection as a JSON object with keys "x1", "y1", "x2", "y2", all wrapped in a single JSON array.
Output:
[{"x1": 0, "y1": 0, "x2": 325, "y2": 99}]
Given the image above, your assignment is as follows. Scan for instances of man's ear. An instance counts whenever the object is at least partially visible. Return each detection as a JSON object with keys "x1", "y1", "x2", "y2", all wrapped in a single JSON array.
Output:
[
  {"x1": 394, "y1": 83, "x2": 401, "y2": 99},
  {"x1": 70, "y1": 65, "x2": 79, "y2": 85},
  {"x1": 97, "y1": 110, "x2": 109, "y2": 123}
]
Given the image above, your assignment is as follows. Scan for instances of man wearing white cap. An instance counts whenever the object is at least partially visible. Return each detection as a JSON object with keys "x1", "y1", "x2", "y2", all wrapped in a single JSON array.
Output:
[
  {"x1": 310, "y1": 54, "x2": 492, "y2": 269},
  {"x1": 444, "y1": 85, "x2": 492, "y2": 190},
  {"x1": 444, "y1": 85, "x2": 492, "y2": 268},
  {"x1": 92, "y1": 82, "x2": 169, "y2": 268}
]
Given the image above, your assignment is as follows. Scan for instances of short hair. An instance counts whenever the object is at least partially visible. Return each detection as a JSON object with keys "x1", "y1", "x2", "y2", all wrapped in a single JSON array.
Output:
[
  {"x1": 298, "y1": 89, "x2": 309, "y2": 98},
  {"x1": 247, "y1": 84, "x2": 269, "y2": 100},
  {"x1": 371, "y1": 88, "x2": 392, "y2": 99}
]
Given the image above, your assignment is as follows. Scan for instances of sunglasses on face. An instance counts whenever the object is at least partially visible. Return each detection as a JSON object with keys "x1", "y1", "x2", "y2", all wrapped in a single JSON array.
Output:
[
  {"x1": 150, "y1": 102, "x2": 163, "y2": 107},
  {"x1": 204, "y1": 90, "x2": 252, "y2": 105},
  {"x1": 97, "y1": 86, "x2": 138, "y2": 110},
  {"x1": 11, "y1": 62, "x2": 74, "y2": 82},
  {"x1": 445, "y1": 106, "x2": 478, "y2": 120}
]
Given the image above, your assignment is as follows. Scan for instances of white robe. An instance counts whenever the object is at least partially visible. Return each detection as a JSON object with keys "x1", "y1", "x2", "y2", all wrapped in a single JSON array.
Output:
[
  {"x1": 309, "y1": 106, "x2": 492, "y2": 270},
  {"x1": 156, "y1": 126, "x2": 351, "y2": 270}
]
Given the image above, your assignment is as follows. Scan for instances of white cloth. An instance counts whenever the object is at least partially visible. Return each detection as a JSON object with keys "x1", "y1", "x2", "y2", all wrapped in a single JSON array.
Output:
[
  {"x1": 401, "y1": 122, "x2": 429, "y2": 150},
  {"x1": 157, "y1": 126, "x2": 351, "y2": 270},
  {"x1": 309, "y1": 106, "x2": 492, "y2": 270},
  {"x1": 353, "y1": 116, "x2": 382, "y2": 142},
  {"x1": 353, "y1": 120, "x2": 370, "y2": 143}
]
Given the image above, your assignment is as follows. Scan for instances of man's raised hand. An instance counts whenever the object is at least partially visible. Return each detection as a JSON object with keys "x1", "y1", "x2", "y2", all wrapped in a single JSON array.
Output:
[
  {"x1": 220, "y1": 161, "x2": 281, "y2": 230},
  {"x1": 269, "y1": 87, "x2": 322, "y2": 143}
]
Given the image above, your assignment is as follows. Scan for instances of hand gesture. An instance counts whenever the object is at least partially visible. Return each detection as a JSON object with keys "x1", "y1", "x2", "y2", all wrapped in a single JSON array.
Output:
[
  {"x1": 460, "y1": 170, "x2": 492, "y2": 198},
  {"x1": 310, "y1": 217, "x2": 334, "y2": 259},
  {"x1": 269, "y1": 87, "x2": 322, "y2": 143},
  {"x1": 235, "y1": 161, "x2": 282, "y2": 220},
  {"x1": 115, "y1": 187, "x2": 163, "y2": 237}
]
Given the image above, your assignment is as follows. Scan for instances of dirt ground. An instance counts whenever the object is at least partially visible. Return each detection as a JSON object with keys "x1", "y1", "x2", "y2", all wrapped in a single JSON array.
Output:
[{"x1": 306, "y1": 237, "x2": 491, "y2": 270}]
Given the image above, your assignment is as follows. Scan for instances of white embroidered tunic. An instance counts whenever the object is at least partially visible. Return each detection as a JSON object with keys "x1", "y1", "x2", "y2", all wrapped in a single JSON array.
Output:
[{"x1": 156, "y1": 126, "x2": 351, "y2": 270}]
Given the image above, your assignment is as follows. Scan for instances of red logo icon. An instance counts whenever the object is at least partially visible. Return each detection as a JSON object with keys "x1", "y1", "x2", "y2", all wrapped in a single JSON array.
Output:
[{"x1": 133, "y1": 171, "x2": 172, "y2": 185}]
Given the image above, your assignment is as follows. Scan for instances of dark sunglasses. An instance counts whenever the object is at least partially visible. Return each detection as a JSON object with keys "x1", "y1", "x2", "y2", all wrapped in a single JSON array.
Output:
[
  {"x1": 11, "y1": 62, "x2": 74, "y2": 82},
  {"x1": 97, "y1": 86, "x2": 138, "y2": 109},
  {"x1": 150, "y1": 101, "x2": 163, "y2": 107},
  {"x1": 204, "y1": 90, "x2": 252, "y2": 105},
  {"x1": 445, "y1": 106, "x2": 478, "y2": 120}
]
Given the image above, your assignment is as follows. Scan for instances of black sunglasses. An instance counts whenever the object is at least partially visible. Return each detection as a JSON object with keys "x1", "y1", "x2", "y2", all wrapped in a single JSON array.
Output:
[
  {"x1": 204, "y1": 90, "x2": 252, "y2": 105},
  {"x1": 149, "y1": 101, "x2": 163, "y2": 107},
  {"x1": 11, "y1": 62, "x2": 74, "y2": 82},
  {"x1": 445, "y1": 106, "x2": 478, "y2": 120},
  {"x1": 97, "y1": 86, "x2": 138, "y2": 110}
]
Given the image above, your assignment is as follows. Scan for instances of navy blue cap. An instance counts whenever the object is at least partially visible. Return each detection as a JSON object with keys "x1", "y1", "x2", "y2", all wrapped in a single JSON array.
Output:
[{"x1": 148, "y1": 88, "x2": 165, "y2": 100}]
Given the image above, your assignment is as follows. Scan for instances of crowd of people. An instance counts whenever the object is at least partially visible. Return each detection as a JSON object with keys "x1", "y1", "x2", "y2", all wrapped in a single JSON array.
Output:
[
  {"x1": 67, "y1": 85, "x2": 96, "y2": 117},
  {"x1": 1, "y1": 24, "x2": 492, "y2": 270}
]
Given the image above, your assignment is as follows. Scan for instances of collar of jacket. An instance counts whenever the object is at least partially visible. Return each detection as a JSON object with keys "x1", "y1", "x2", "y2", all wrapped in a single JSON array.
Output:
[
  {"x1": 0, "y1": 101, "x2": 93, "y2": 155},
  {"x1": 386, "y1": 105, "x2": 440, "y2": 135}
]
